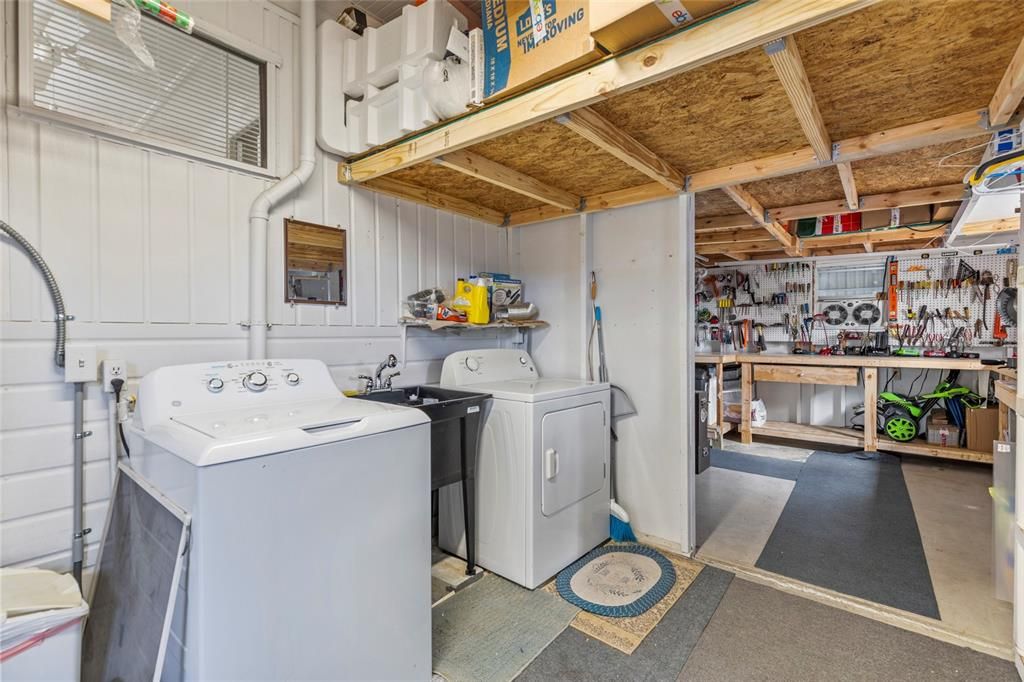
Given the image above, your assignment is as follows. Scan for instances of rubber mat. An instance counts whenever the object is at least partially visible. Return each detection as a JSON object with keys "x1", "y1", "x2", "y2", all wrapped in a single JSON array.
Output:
[
  {"x1": 755, "y1": 451, "x2": 940, "y2": 619},
  {"x1": 710, "y1": 448, "x2": 803, "y2": 481}
]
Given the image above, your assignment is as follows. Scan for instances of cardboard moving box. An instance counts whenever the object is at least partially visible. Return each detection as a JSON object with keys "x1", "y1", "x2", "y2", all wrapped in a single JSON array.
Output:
[
  {"x1": 591, "y1": 0, "x2": 741, "y2": 53},
  {"x1": 966, "y1": 406, "x2": 1000, "y2": 453},
  {"x1": 481, "y1": 0, "x2": 602, "y2": 100}
]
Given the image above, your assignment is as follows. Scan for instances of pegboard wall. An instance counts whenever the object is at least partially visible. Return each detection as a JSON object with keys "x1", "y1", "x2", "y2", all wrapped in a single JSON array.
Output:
[{"x1": 697, "y1": 247, "x2": 1019, "y2": 352}]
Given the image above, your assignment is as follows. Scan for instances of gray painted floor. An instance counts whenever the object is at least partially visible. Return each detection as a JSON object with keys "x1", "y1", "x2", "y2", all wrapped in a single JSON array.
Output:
[{"x1": 679, "y1": 578, "x2": 1016, "y2": 681}]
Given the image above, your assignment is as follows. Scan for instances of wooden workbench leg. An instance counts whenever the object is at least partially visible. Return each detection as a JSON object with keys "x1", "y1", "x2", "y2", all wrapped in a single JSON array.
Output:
[
  {"x1": 741, "y1": 362, "x2": 753, "y2": 444},
  {"x1": 863, "y1": 367, "x2": 878, "y2": 452},
  {"x1": 999, "y1": 401, "x2": 1008, "y2": 442},
  {"x1": 717, "y1": 362, "x2": 725, "y2": 430}
]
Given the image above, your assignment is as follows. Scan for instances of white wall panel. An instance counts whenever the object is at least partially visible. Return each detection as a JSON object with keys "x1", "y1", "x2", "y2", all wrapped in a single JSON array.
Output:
[
  {"x1": 148, "y1": 154, "x2": 192, "y2": 323},
  {"x1": 0, "y1": 0, "x2": 512, "y2": 570},
  {"x1": 98, "y1": 141, "x2": 146, "y2": 323}
]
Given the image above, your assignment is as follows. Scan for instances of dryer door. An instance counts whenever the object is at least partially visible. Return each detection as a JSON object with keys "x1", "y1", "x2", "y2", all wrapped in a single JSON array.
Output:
[{"x1": 541, "y1": 402, "x2": 606, "y2": 517}]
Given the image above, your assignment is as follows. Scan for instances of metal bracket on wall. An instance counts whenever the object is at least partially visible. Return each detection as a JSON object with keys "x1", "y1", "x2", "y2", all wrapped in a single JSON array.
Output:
[{"x1": 238, "y1": 322, "x2": 273, "y2": 330}]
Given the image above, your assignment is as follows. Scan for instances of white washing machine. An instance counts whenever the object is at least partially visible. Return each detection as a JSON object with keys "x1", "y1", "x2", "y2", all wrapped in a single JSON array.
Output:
[
  {"x1": 127, "y1": 359, "x2": 432, "y2": 681},
  {"x1": 438, "y1": 349, "x2": 610, "y2": 589}
]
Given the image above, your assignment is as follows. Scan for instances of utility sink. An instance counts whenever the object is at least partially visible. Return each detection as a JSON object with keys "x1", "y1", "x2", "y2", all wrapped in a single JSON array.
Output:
[{"x1": 353, "y1": 385, "x2": 490, "y2": 575}]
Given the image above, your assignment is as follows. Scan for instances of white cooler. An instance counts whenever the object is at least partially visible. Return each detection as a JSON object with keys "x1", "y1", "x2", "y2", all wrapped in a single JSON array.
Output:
[{"x1": 1, "y1": 569, "x2": 88, "y2": 682}]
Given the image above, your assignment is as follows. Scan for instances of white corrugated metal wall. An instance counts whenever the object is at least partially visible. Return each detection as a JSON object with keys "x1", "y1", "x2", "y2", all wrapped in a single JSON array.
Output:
[{"x1": 0, "y1": 0, "x2": 510, "y2": 571}]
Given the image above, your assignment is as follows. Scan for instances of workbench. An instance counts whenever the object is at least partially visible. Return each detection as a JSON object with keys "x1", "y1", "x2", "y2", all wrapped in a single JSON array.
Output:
[
  {"x1": 699, "y1": 352, "x2": 998, "y2": 464},
  {"x1": 696, "y1": 352, "x2": 738, "y2": 439},
  {"x1": 994, "y1": 367, "x2": 1018, "y2": 442}
]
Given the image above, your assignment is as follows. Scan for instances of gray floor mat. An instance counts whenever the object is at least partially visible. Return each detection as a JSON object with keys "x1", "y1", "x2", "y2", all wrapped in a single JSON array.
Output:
[
  {"x1": 679, "y1": 579, "x2": 1015, "y2": 681},
  {"x1": 755, "y1": 450, "x2": 939, "y2": 618},
  {"x1": 516, "y1": 567, "x2": 733, "y2": 681},
  {"x1": 710, "y1": 448, "x2": 804, "y2": 481}
]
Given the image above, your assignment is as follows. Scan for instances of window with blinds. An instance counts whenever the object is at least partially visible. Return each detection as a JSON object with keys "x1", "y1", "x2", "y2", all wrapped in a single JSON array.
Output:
[{"x1": 27, "y1": 0, "x2": 266, "y2": 168}]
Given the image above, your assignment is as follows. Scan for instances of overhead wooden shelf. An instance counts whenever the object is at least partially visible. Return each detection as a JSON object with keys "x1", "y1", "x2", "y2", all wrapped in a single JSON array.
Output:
[{"x1": 337, "y1": 0, "x2": 1024, "y2": 258}]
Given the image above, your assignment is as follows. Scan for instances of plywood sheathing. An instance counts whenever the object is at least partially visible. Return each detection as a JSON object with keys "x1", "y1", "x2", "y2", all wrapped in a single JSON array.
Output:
[
  {"x1": 743, "y1": 166, "x2": 847, "y2": 209},
  {"x1": 798, "y1": 0, "x2": 1024, "y2": 141},
  {"x1": 467, "y1": 120, "x2": 652, "y2": 197},
  {"x1": 387, "y1": 163, "x2": 542, "y2": 215},
  {"x1": 851, "y1": 136, "x2": 988, "y2": 196},
  {"x1": 697, "y1": 189, "x2": 747, "y2": 217},
  {"x1": 589, "y1": 48, "x2": 809, "y2": 174}
]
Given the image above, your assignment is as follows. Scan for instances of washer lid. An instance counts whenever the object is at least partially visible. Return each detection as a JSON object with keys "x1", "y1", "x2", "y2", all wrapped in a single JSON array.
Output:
[
  {"x1": 134, "y1": 397, "x2": 428, "y2": 467},
  {"x1": 455, "y1": 378, "x2": 609, "y2": 403}
]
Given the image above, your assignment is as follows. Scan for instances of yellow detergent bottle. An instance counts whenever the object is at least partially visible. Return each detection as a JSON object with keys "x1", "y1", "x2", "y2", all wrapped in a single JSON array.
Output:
[{"x1": 468, "y1": 277, "x2": 490, "y2": 324}]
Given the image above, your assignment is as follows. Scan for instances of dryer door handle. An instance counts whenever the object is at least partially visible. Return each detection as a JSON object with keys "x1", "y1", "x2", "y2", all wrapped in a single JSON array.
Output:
[{"x1": 545, "y1": 447, "x2": 559, "y2": 480}]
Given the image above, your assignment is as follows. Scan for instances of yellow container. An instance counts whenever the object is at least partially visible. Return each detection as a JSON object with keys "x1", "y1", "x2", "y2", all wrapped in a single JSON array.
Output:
[{"x1": 467, "y1": 278, "x2": 490, "y2": 324}]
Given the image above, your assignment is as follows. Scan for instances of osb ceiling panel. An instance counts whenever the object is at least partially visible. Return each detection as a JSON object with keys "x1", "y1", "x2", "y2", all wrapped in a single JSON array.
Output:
[
  {"x1": 388, "y1": 163, "x2": 542, "y2": 215},
  {"x1": 468, "y1": 120, "x2": 651, "y2": 196},
  {"x1": 696, "y1": 189, "x2": 743, "y2": 217},
  {"x1": 799, "y1": 0, "x2": 1024, "y2": 140},
  {"x1": 851, "y1": 136, "x2": 987, "y2": 196},
  {"x1": 590, "y1": 48, "x2": 808, "y2": 174},
  {"x1": 745, "y1": 166, "x2": 846, "y2": 209}
]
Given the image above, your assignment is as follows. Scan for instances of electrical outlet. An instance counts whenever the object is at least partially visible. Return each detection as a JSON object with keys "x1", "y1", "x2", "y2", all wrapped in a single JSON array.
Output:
[
  {"x1": 102, "y1": 358, "x2": 127, "y2": 393},
  {"x1": 64, "y1": 344, "x2": 98, "y2": 383}
]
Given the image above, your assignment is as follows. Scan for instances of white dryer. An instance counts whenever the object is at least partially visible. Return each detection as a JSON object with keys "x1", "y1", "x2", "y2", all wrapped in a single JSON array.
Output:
[
  {"x1": 128, "y1": 359, "x2": 431, "y2": 681},
  {"x1": 438, "y1": 350, "x2": 610, "y2": 589}
]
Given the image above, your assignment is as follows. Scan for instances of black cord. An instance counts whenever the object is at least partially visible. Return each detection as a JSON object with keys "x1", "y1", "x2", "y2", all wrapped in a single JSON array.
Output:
[{"x1": 112, "y1": 378, "x2": 130, "y2": 458}]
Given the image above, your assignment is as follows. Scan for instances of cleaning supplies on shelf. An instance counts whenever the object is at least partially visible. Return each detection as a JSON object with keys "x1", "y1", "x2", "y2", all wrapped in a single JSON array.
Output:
[{"x1": 467, "y1": 277, "x2": 491, "y2": 324}]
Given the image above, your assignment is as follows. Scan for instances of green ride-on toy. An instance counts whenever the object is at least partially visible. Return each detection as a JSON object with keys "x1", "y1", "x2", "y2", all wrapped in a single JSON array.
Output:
[{"x1": 852, "y1": 370, "x2": 985, "y2": 443}]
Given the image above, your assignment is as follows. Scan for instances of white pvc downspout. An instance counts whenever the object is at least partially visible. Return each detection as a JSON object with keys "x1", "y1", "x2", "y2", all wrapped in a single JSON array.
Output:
[{"x1": 248, "y1": 0, "x2": 317, "y2": 359}]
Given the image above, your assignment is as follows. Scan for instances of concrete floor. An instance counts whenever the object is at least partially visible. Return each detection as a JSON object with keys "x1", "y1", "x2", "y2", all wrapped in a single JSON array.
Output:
[{"x1": 697, "y1": 441, "x2": 1012, "y2": 649}]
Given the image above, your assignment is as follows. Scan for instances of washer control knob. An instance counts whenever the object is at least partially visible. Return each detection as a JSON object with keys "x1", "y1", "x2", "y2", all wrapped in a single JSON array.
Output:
[
  {"x1": 244, "y1": 371, "x2": 269, "y2": 392},
  {"x1": 465, "y1": 357, "x2": 480, "y2": 372},
  {"x1": 207, "y1": 377, "x2": 225, "y2": 393},
  {"x1": 285, "y1": 372, "x2": 301, "y2": 386},
  {"x1": 519, "y1": 356, "x2": 528, "y2": 365}
]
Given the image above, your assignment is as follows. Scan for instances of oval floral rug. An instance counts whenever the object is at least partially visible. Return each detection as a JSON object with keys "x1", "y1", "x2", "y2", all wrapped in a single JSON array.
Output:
[{"x1": 555, "y1": 544, "x2": 677, "y2": 618}]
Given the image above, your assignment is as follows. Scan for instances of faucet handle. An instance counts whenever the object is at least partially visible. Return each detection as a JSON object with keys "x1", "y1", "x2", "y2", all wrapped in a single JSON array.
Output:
[
  {"x1": 384, "y1": 371, "x2": 400, "y2": 389},
  {"x1": 356, "y1": 374, "x2": 374, "y2": 393}
]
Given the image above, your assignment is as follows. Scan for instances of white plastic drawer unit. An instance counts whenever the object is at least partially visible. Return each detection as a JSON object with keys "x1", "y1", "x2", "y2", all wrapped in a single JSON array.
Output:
[{"x1": 541, "y1": 402, "x2": 607, "y2": 517}]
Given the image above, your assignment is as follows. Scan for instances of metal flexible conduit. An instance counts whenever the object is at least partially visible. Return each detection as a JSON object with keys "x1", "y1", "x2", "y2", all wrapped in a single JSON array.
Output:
[{"x1": 0, "y1": 219, "x2": 66, "y2": 367}]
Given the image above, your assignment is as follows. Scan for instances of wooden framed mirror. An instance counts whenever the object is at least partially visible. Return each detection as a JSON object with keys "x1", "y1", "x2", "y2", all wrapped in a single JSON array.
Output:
[{"x1": 284, "y1": 218, "x2": 347, "y2": 305}]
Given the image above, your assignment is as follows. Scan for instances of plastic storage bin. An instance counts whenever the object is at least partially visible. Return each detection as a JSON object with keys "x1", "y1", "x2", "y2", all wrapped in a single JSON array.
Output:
[{"x1": 1, "y1": 569, "x2": 89, "y2": 681}]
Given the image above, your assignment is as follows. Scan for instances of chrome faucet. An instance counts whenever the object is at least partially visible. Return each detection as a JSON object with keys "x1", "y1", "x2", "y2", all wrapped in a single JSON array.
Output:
[{"x1": 360, "y1": 354, "x2": 400, "y2": 393}]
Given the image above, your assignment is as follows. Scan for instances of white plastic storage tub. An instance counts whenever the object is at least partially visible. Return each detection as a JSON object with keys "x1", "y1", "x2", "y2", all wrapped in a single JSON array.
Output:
[{"x1": 1, "y1": 569, "x2": 88, "y2": 682}]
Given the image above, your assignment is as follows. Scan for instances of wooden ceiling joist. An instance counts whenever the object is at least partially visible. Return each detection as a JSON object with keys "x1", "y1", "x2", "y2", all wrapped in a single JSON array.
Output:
[
  {"x1": 764, "y1": 36, "x2": 832, "y2": 163},
  {"x1": 556, "y1": 107, "x2": 686, "y2": 191},
  {"x1": 695, "y1": 227, "x2": 775, "y2": 246},
  {"x1": 835, "y1": 162, "x2": 859, "y2": 210},
  {"x1": 989, "y1": 35, "x2": 1024, "y2": 126},
  {"x1": 768, "y1": 183, "x2": 965, "y2": 223},
  {"x1": 363, "y1": 176, "x2": 505, "y2": 225},
  {"x1": 342, "y1": 0, "x2": 878, "y2": 183},
  {"x1": 959, "y1": 217, "x2": 1020, "y2": 236},
  {"x1": 800, "y1": 224, "x2": 946, "y2": 250},
  {"x1": 434, "y1": 149, "x2": 580, "y2": 210},
  {"x1": 697, "y1": 214, "x2": 758, "y2": 231},
  {"x1": 720, "y1": 184, "x2": 800, "y2": 256}
]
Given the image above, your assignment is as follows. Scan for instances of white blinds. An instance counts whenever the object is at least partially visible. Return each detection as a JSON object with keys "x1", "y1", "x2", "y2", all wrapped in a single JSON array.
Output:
[{"x1": 29, "y1": 0, "x2": 265, "y2": 167}]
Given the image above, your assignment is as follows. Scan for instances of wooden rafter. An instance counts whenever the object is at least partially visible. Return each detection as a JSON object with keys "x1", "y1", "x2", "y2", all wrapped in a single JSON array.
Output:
[
  {"x1": 801, "y1": 224, "x2": 946, "y2": 250},
  {"x1": 768, "y1": 183, "x2": 964, "y2": 223},
  {"x1": 556, "y1": 107, "x2": 685, "y2": 191},
  {"x1": 696, "y1": 227, "x2": 775, "y2": 246},
  {"x1": 698, "y1": 214, "x2": 758, "y2": 231},
  {"x1": 959, "y1": 217, "x2": 1020, "y2": 235},
  {"x1": 434, "y1": 149, "x2": 580, "y2": 210},
  {"x1": 363, "y1": 177, "x2": 505, "y2": 225},
  {"x1": 341, "y1": 0, "x2": 879, "y2": 183},
  {"x1": 835, "y1": 162, "x2": 859, "y2": 210},
  {"x1": 764, "y1": 36, "x2": 832, "y2": 162},
  {"x1": 989, "y1": 35, "x2": 1024, "y2": 126},
  {"x1": 721, "y1": 184, "x2": 800, "y2": 256}
]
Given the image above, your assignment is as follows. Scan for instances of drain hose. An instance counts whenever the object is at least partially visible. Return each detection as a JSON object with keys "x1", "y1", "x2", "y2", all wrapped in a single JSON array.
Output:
[{"x1": 0, "y1": 219, "x2": 66, "y2": 367}]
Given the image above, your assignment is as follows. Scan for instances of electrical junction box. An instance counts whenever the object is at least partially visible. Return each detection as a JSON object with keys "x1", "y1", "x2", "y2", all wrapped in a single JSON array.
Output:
[{"x1": 64, "y1": 344, "x2": 97, "y2": 383}]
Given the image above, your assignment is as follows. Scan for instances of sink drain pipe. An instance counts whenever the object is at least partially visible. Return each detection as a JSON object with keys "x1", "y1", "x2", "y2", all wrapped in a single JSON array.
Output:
[{"x1": 248, "y1": 0, "x2": 317, "y2": 359}]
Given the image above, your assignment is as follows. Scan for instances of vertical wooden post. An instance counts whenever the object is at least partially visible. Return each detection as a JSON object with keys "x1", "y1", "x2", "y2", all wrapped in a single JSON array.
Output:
[
  {"x1": 741, "y1": 361, "x2": 753, "y2": 444},
  {"x1": 999, "y1": 400, "x2": 1009, "y2": 442},
  {"x1": 863, "y1": 367, "x2": 878, "y2": 452}
]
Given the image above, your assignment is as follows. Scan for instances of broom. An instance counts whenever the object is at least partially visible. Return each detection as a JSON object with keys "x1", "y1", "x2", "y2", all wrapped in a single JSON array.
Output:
[{"x1": 590, "y1": 273, "x2": 637, "y2": 543}]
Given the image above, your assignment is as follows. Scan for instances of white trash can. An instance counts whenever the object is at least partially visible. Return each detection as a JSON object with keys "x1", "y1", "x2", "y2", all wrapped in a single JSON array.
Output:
[{"x1": 1, "y1": 569, "x2": 89, "y2": 682}]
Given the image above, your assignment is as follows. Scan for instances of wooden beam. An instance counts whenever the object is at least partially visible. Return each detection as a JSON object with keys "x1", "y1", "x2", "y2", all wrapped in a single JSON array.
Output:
[
  {"x1": 506, "y1": 182, "x2": 672, "y2": 227},
  {"x1": 764, "y1": 36, "x2": 832, "y2": 162},
  {"x1": 342, "y1": 0, "x2": 879, "y2": 182},
  {"x1": 989, "y1": 35, "x2": 1024, "y2": 126},
  {"x1": 721, "y1": 252, "x2": 751, "y2": 261},
  {"x1": 696, "y1": 227, "x2": 775, "y2": 246},
  {"x1": 959, "y1": 217, "x2": 1020, "y2": 235},
  {"x1": 770, "y1": 183, "x2": 965, "y2": 223},
  {"x1": 835, "y1": 162, "x2": 859, "y2": 210},
  {"x1": 721, "y1": 184, "x2": 799, "y2": 256},
  {"x1": 801, "y1": 225, "x2": 946, "y2": 250},
  {"x1": 697, "y1": 240, "x2": 792, "y2": 254},
  {"x1": 697, "y1": 214, "x2": 757, "y2": 231},
  {"x1": 863, "y1": 241, "x2": 873, "y2": 253},
  {"x1": 434, "y1": 149, "x2": 580, "y2": 210},
  {"x1": 363, "y1": 177, "x2": 506, "y2": 225},
  {"x1": 556, "y1": 107, "x2": 686, "y2": 191},
  {"x1": 688, "y1": 109, "x2": 984, "y2": 192}
]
